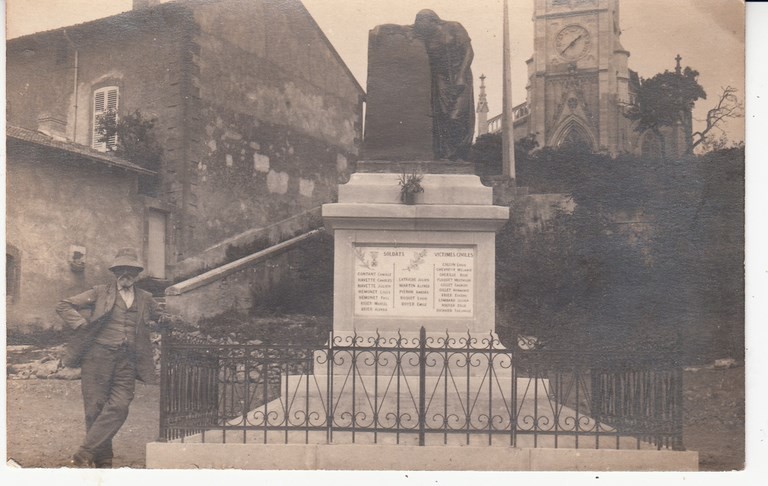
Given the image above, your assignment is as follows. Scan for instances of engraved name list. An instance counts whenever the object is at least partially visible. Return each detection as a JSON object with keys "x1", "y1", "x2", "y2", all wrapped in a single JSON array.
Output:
[{"x1": 354, "y1": 246, "x2": 474, "y2": 317}]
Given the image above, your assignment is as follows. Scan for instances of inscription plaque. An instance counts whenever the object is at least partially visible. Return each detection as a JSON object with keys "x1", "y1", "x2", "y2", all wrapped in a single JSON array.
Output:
[{"x1": 354, "y1": 246, "x2": 474, "y2": 317}]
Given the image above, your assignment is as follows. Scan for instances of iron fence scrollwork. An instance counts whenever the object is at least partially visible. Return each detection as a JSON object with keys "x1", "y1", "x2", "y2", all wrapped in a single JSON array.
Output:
[{"x1": 159, "y1": 325, "x2": 684, "y2": 451}]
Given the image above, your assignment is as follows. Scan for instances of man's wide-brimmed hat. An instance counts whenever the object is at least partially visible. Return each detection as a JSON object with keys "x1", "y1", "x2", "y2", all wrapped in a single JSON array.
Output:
[{"x1": 109, "y1": 247, "x2": 144, "y2": 272}]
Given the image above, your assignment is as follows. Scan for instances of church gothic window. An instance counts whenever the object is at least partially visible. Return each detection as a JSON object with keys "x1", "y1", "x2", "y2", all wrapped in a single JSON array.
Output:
[{"x1": 557, "y1": 122, "x2": 593, "y2": 152}]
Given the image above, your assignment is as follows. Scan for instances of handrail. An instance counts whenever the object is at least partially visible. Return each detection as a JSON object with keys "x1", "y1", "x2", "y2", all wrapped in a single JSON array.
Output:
[{"x1": 165, "y1": 229, "x2": 324, "y2": 296}]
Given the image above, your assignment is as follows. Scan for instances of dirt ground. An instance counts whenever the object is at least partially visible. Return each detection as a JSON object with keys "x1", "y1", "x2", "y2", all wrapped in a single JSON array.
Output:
[
  {"x1": 6, "y1": 363, "x2": 744, "y2": 470},
  {"x1": 683, "y1": 365, "x2": 745, "y2": 471},
  {"x1": 6, "y1": 379, "x2": 160, "y2": 468}
]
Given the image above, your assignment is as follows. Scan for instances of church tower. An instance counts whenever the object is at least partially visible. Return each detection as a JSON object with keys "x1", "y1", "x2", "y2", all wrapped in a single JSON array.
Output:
[{"x1": 525, "y1": 0, "x2": 632, "y2": 155}]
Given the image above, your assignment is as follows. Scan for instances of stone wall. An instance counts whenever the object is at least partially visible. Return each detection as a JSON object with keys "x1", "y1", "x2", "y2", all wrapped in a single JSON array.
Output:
[
  {"x1": 165, "y1": 230, "x2": 334, "y2": 326},
  {"x1": 6, "y1": 141, "x2": 145, "y2": 329},
  {"x1": 6, "y1": 4, "x2": 190, "y2": 263},
  {"x1": 6, "y1": 6, "x2": 187, "y2": 161},
  {"x1": 178, "y1": 0, "x2": 363, "y2": 257},
  {"x1": 7, "y1": 0, "x2": 364, "y2": 271},
  {"x1": 172, "y1": 206, "x2": 322, "y2": 281},
  {"x1": 165, "y1": 252, "x2": 291, "y2": 326}
]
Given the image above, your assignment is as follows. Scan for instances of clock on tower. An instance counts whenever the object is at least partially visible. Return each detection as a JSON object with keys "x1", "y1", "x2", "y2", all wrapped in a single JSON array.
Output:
[{"x1": 554, "y1": 25, "x2": 592, "y2": 61}]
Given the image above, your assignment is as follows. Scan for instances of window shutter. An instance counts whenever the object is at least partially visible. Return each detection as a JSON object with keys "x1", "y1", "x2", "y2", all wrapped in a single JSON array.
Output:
[{"x1": 92, "y1": 86, "x2": 119, "y2": 151}]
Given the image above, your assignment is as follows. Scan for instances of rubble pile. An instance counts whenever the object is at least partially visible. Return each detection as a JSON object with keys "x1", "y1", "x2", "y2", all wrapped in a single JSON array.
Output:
[{"x1": 6, "y1": 345, "x2": 80, "y2": 380}]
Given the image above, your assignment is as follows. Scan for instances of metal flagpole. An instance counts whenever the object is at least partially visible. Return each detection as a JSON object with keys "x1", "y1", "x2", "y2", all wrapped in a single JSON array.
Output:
[{"x1": 502, "y1": 0, "x2": 516, "y2": 180}]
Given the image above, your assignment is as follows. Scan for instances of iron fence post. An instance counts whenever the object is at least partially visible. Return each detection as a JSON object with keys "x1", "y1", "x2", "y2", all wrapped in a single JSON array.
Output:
[
  {"x1": 676, "y1": 332, "x2": 686, "y2": 451},
  {"x1": 510, "y1": 339, "x2": 517, "y2": 447},
  {"x1": 674, "y1": 361, "x2": 685, "y2": 451},
  {"x1": 591, "y1": 367, "x2": 602, "y2": 449},
  {"x1": 419, "y1": 326, "x2": 426, "y2": 446},
  {"x1": 158, "y1": 322, "x2": 169, "y2": 442},
  {"x1": 213, "y1": 354, "x2": 220, "y2": 429},
  {"x1": 327, "y1": 329, "x2": 334, "y2": 444}
]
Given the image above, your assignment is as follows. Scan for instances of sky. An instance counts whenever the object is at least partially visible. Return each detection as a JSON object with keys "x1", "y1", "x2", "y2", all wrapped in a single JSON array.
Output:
[{"x1": 6, "y1": 0, "x2": 746, "y2": 143}]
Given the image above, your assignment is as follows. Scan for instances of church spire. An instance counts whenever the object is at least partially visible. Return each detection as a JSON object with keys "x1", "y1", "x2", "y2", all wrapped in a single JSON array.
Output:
[
  {"x1": 477, "y1": 74, "x2": 489, "y2": 113},
  {"x1": 476, "y1": 74, "x2": 489, "y2": 136},
  {"x1": 675, "y1": 54, "x2": 682, "y2": 75}
]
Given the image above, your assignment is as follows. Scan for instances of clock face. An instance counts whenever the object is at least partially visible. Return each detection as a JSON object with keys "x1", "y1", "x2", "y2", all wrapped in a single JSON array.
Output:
[{"x1": 555, "y1": 25, "x2": 592, "y2": 61}]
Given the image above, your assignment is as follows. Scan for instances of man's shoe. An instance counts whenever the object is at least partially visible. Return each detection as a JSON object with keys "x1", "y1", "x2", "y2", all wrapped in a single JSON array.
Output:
[
  {"x1": 94, "y1": 459, "x2": 112, "y2": 469},
  {"x1": 70, "y1": 451, "x2": 95, "y2": 468}
]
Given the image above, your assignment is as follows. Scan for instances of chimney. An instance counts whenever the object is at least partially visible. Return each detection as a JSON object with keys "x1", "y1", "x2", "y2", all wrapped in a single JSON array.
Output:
[
  {"x1": 37, "y1": 114, "x2": 68, "y2": 141},
  {"x1": 133, "y1": 0, "x2": 160, "y2": 10}
]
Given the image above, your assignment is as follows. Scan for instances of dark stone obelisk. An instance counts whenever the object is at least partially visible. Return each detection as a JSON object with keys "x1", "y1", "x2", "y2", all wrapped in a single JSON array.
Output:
[{"x1": 362, "y1": 24, "x2": 434, "y2": 161}]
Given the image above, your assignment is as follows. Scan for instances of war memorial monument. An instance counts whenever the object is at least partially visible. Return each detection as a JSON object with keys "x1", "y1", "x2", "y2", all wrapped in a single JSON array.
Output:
[{"x1": 146, "y1": 10, "x2": 698, "y2": 471}]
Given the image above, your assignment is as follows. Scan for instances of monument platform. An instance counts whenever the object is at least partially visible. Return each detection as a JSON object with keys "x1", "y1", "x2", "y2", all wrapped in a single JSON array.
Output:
[{"x1": 147, "y1": 442, "x2": 698, "y2": 471}]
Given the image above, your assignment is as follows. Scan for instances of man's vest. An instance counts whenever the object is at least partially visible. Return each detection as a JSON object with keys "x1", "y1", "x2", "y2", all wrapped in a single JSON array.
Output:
[{"x1": 93, "y1": 292, "x2": 139, "y2": 349}]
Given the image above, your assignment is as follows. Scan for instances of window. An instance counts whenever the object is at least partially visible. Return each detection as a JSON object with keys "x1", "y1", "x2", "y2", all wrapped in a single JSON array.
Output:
[
  {"x1": 92, "y1": 86, "x2": 119, "y2": 151},
  {"x1": 557, "y1": 122, "x2": 593, "y2": 152}
]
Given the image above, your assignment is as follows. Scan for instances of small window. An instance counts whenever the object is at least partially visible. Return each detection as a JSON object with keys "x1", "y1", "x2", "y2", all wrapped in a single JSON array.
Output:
[{"x1": 92, "y1": 86, "x2": 119, "y2": 151}]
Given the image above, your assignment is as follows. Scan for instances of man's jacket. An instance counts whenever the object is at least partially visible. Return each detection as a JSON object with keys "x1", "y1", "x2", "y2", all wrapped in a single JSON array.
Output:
[{"x1": 56, "y1": 283, "x2": 159, "y2": 383}]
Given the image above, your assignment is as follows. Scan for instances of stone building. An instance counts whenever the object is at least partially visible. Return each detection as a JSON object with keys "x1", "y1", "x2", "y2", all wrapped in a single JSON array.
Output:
[
  {"x1": 482, "y1": 0, "x2": 689, "y2": 158},
  {"x1": 6, "y1": 125, "x2": 158, "y2": 328},
  {"x1": 6, "y1": 0, "x2": 364, "y2": 328}
]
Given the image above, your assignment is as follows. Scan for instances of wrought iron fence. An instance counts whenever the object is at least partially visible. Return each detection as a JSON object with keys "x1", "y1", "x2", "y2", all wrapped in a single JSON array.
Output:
[{"x1": 159, "y1": 326, "x2": 683, "y2": 450}]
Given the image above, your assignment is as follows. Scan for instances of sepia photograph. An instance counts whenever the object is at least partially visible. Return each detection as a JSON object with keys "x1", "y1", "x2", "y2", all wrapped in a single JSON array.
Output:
[{"x1": 3, "y1": 0, "x2": 754, "y2": 479}]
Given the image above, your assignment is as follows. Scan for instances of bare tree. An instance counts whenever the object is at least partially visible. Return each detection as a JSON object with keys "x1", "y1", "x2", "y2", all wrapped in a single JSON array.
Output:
[{"x1": 691, "y1": 86, "x2": 743, "y2": 152}]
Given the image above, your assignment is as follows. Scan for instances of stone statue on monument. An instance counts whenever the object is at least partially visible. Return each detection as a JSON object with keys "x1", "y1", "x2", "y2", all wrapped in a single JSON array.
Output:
[{"x1": 413, "y1": 9, "x2": 475, "y2": 161}]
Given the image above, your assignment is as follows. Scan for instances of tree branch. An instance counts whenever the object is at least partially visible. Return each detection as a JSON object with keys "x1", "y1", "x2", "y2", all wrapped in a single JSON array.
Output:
[{"x1": 691, "y1": 86, "x2": 743, "y2": 151}]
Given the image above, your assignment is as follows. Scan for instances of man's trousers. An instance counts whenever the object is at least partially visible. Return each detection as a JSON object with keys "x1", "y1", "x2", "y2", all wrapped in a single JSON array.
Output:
[{"x1": 78, "y1": 343, "x2": 136, "y2": 464}]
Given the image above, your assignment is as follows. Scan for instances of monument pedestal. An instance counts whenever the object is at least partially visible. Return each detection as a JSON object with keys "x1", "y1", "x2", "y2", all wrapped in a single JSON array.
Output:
[{"x1": 323, "y1": 165, "x2": 509, "y2": 340}]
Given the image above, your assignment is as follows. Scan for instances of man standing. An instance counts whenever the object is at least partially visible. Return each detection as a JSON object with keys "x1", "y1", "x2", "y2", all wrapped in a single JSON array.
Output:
[{"x1": 57, "y1": 247, "x2": 160, "y2": 468}]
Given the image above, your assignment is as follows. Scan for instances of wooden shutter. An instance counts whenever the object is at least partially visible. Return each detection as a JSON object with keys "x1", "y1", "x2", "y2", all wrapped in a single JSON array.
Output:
[{"x1": 92, "y1": 86, "x2": 119, "y2": 151}]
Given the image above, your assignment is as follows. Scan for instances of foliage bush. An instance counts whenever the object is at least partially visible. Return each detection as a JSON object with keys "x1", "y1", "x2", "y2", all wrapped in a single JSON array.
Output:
[
  {"x1": 96, "y1": 109, "x2": 163, "y2": 195},
  {"x1": 496, "y1": 146, "x2": 744, "y2": 364}
]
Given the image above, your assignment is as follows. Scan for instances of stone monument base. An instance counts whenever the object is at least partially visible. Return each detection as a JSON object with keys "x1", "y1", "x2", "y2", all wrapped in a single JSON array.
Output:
[
  {"x1": 147, "y1": 442, "x2": 699, "y2": 471},
  {"x1": 324, "y1": 168, "x2": 509, "y2": 337}
]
